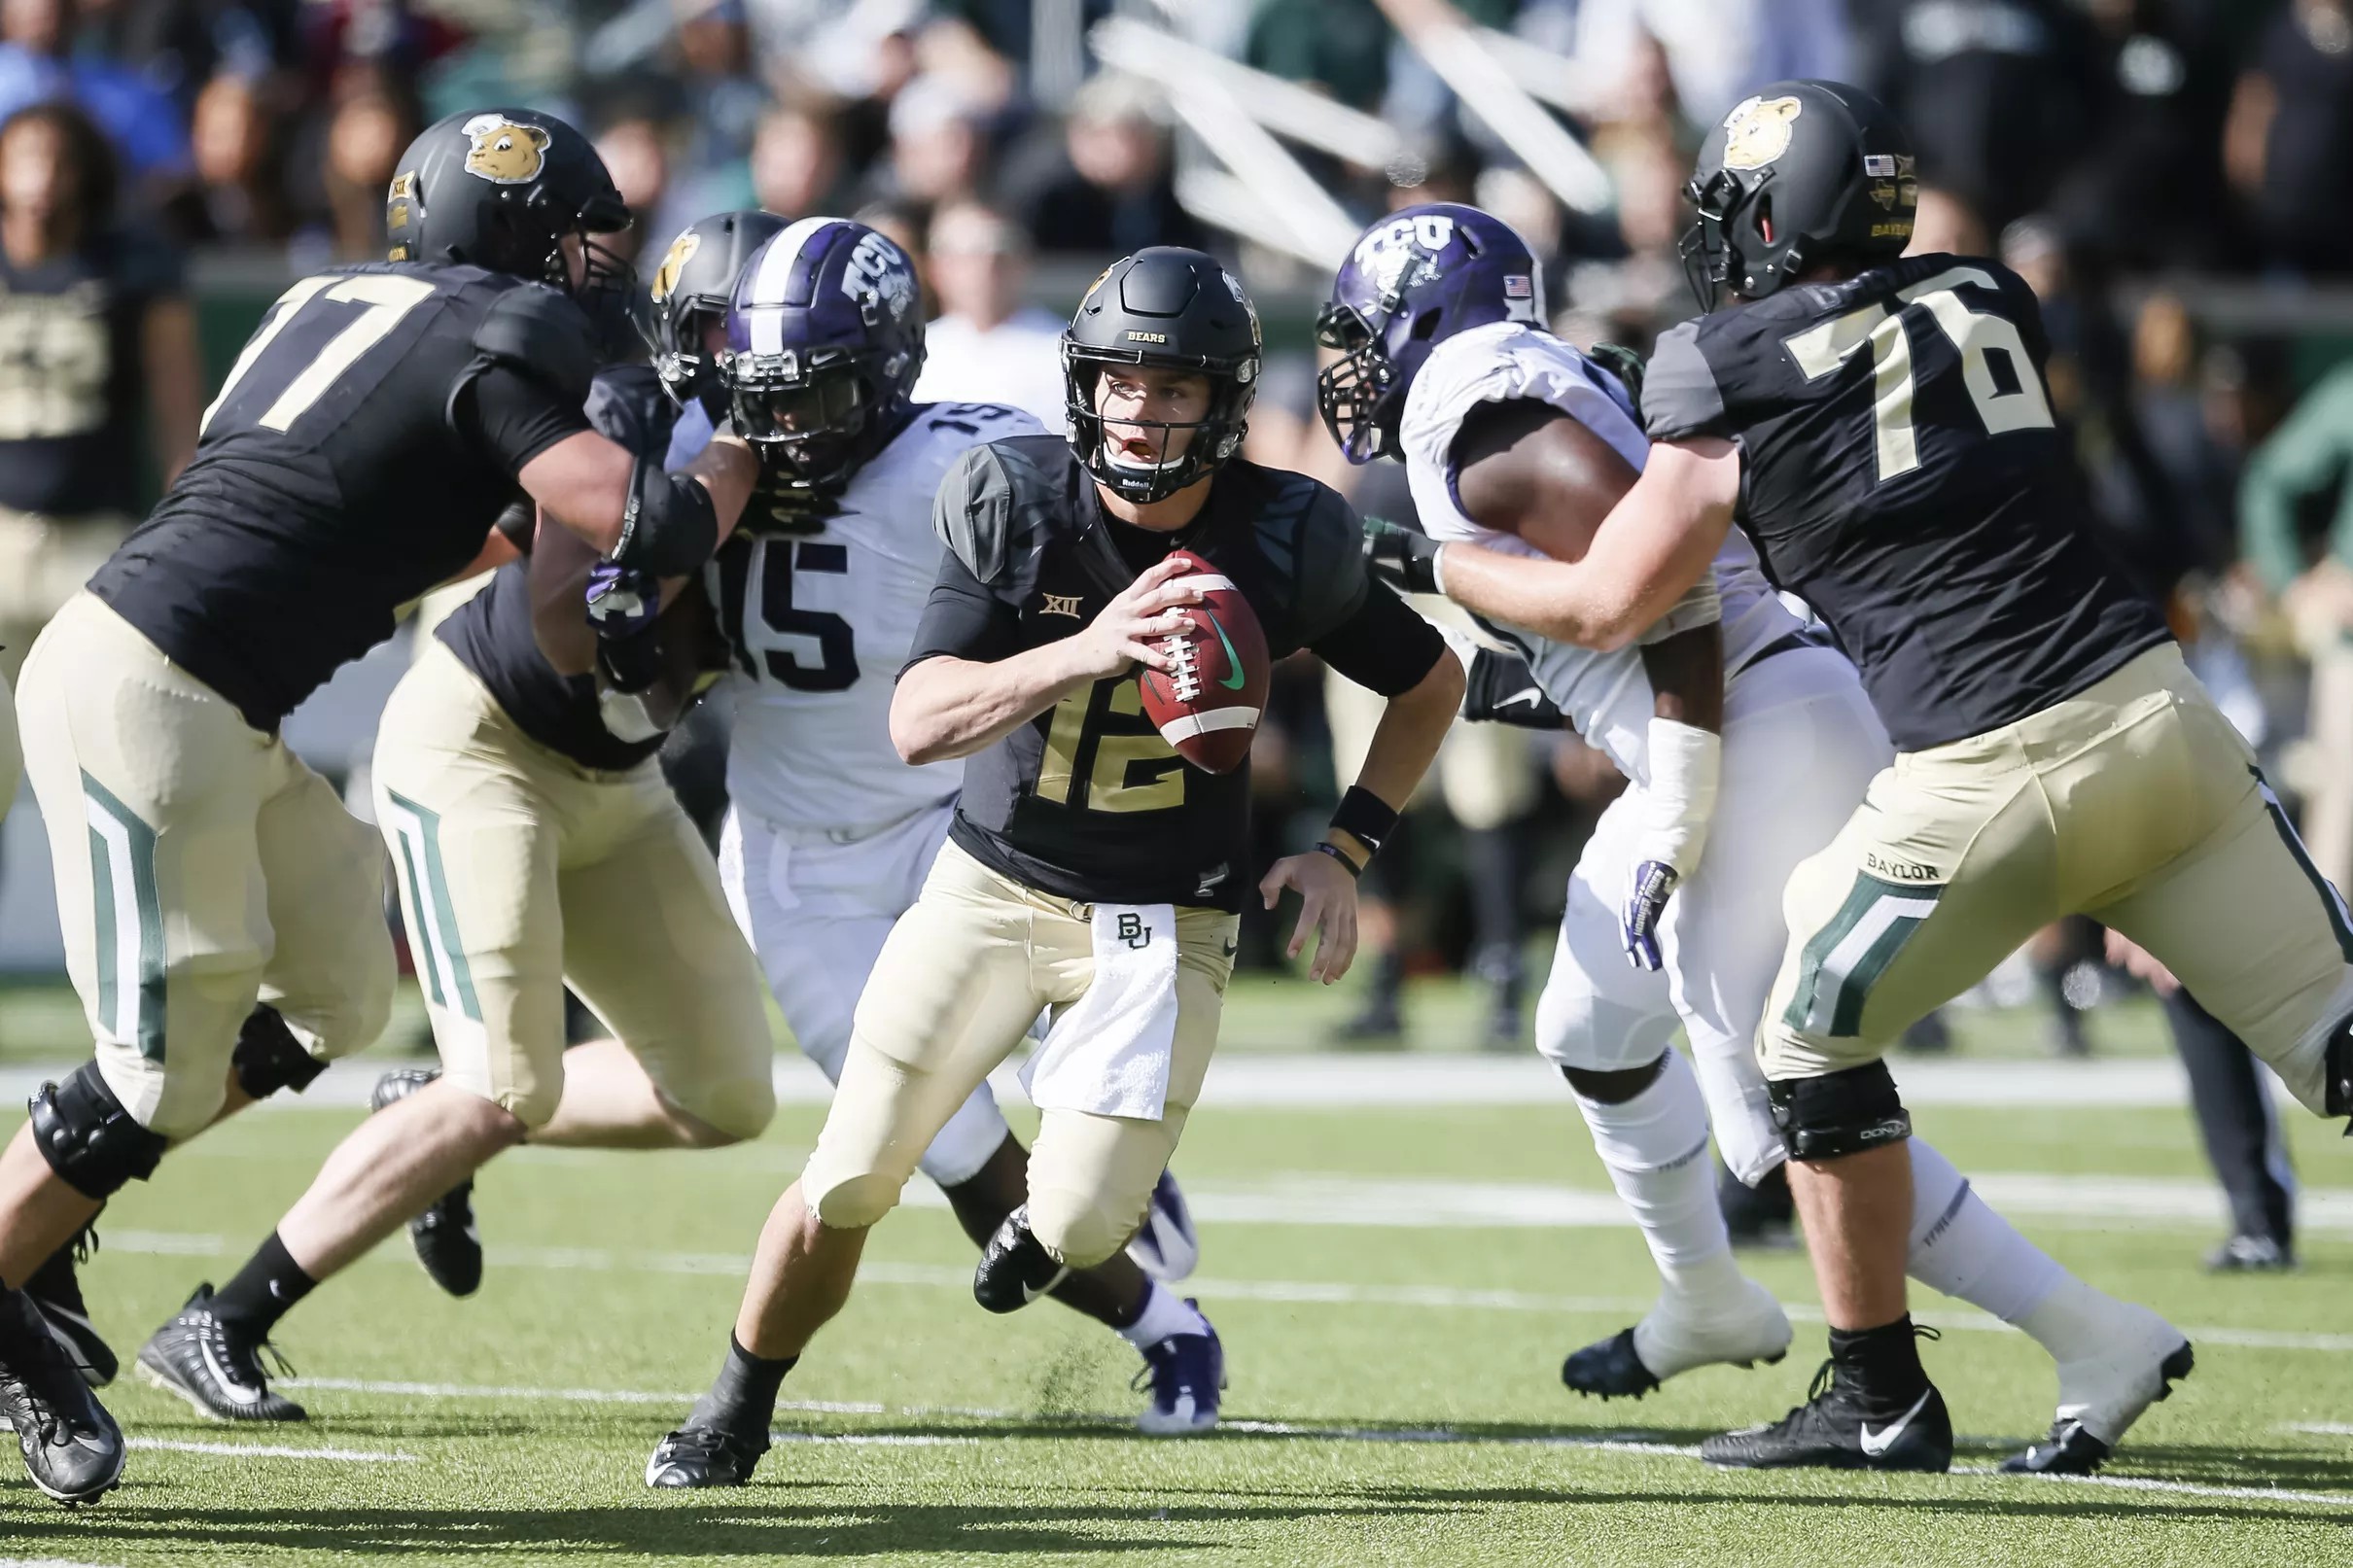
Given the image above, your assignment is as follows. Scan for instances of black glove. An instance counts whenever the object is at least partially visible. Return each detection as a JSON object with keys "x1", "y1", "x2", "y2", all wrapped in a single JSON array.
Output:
[
  {"x1": 1362, "y1": 514, "x2": 1444, "y2": 596},
  {"x1": 1590, "y1": 342, "x2": 1645, "y2": 409}
]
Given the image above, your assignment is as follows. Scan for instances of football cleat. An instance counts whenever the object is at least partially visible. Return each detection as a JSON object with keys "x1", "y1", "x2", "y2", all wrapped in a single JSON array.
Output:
[
  {"x1": 2205, "y1": 1234, "x2": 2295, "y2": 1273},
  {"x1": 1124, "y1": 1170, "x2": 1201, "y2": 1283},
  {"x1": 371, "y1": 1068, "x2": 483, "y2": 1297},
  {"x1": 23, "y1": 1224, "x2": 119, "y2": 1388},
  {"x1": 646, "y1": 1422, "x2": 767, "y2": 1487},
  {"x1": 0, "y1": 1286, "x2": 124, "y2": 1506},
  {"x1": 134, "y1": 1285, "x2": 306, "y2": 1423},
  {"x1": 1133, "y1": 1305, "x2": 1223, "y2": 1436},
  {"x1": 2002, "y1": 1313, "x2": 2194, "y2": 1476},
  {"x1": 1702, "y1": 1359, "x2": 1952, "y2": 1473},
  {"x1": 1563, "y1": 1278, "x2": 1791, "y2": 1399},
  {"x1": 972, "y1": 1205, "x2": 1068, "y2": 1314}
]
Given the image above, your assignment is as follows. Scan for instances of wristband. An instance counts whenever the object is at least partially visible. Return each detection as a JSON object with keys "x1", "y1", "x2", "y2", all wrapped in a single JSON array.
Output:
[
  {"x1": 1634, "y1": 716, "x2": 1722, "y2": 878},
  {"x1": 1329, "y1": 784, "x2": 1401, "y2": 857},
  {"x1": 1313, "y1": 841, "x2": 1363, "y2": 878}
]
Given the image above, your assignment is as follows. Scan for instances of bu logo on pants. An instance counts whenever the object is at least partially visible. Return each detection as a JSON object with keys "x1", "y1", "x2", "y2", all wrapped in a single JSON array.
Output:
[{"x1": 1117, "y1": 913, "x2": 1151, "y2": 950}]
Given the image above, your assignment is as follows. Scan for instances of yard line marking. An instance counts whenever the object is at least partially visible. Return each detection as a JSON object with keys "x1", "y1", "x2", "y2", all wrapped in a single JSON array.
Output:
[
  {"x1": 278, "y1": 1376, "x2": 889, "y2": 1416},
  {"x1": 1, "y1": 1558, "x2": 126, "y2": 1568},
  {"x1": 124, "y1": 1437, "x2": 417, "y2": 1462},
  {"x1": 770, "y1": 1434, "x2": 983, "y2": 1446},
  {"x1": 2287, "y1": 1422, "x2": 2353, "y2": 1436}
]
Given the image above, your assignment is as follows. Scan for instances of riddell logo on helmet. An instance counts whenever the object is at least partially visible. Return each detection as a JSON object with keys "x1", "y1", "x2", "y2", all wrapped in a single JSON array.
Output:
[
  {"x1": 461, "y1": 115, "x2": 551, "y2": 185},
  {"x1": 1720, "y1": 95, "x2": 1804, "y2": 171}
]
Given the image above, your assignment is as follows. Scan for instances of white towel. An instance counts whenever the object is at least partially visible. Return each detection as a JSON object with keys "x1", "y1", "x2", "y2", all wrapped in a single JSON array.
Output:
[{"x1": 1023, "y1": 902, "x2": 1180, "y2": 1120}]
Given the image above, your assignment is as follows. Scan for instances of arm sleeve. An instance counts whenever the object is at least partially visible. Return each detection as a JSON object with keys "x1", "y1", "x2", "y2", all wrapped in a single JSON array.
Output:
[
  {"x1": 2240, "y1": 367, "x2": 2353, "y2": 591},
  {"x1": 665, "y1": 400, "x2": 717, "y2": 470},
  {"x1": 1641, "y1": 320, "x2": 1733, "y2": 441},
  {"x1": 903, "y1": 546, "x2": 1024, "y2": 671},
  {"x1": 458, "y1": 364, "x2": 595, "y2": 477},
  {"x1": 1310, "y1": 579, "x2": 1451, "y2": 697}
]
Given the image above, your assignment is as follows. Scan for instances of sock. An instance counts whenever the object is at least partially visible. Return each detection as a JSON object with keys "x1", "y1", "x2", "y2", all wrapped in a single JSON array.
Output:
[
  {"x1": 1115, "y1": 1281, "x2": 1207, "y2": 1349},
  {"x1": 1572, "y1": 1049, "x2": 1745, "y2": 1310},
  {"x1": 1904, "y1": 1139, "x2": 2064, "y2": 1325},
  {"x1": 688, "y1": 1335, "x2": 795, "y2": 1437},
  {"x1": 209, "y1": 1231, "x2": 316, "y2": 1338},
  {"x1": 1828, "y1": 1314, "x2": 1929, "y2": 1404}
]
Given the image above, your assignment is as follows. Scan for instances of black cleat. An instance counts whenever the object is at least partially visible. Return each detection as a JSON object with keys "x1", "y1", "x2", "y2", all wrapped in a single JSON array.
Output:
[
  {"x1": 134, "y1": 1285, "x2": 305, "y2": 1422},
  {"x1": 972, "y1": 1205, "x2": 1068, "y2": 1314},
  {"x1": 0, "y1": 1286, "x2": 124, "y2": 1506},
  {"x1": 371, "y1": 1068, "x2": 482, "y2": 1297},
  {"x1": 23, "y1": 1224, "x2": 118, "y2": 1388},
  {"x1": 2001, "y1": 1342, "x2": 2195, "y2": 1476},
  {"x1": 1702, "y1": 1359, "x2": 1952, "y2": 1473},
  {"x1": 2328, "y1": 1022, "x2": 2353, "y2": 1126},
  {"x1": 1563, "y1": 1328, "x2": 1660, "y2": 1401},
  {"x1": 646, "y1": 1422, "x2": 767, "y2": 1487}
]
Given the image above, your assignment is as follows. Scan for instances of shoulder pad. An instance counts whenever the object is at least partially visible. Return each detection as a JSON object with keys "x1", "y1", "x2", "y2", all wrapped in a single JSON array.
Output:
[
  {"x1": 931, "y1": 435, "x2": 1072, "y2": 584},
  {"x1": 1640, "y1": 320, "x2": 1728, "y2": 442},
  {"x1": 474, "y1": 285, "x2": 601, "y2": 410}
]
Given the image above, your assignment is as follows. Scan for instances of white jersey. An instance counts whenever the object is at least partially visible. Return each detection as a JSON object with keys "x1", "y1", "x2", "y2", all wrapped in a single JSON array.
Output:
[
  {"x1": 1399, "y1": 322, "x2": 1803, "y2": 784},
  {"x1": 707, "y1": 401, "x2": 1044, "y2": 833}
]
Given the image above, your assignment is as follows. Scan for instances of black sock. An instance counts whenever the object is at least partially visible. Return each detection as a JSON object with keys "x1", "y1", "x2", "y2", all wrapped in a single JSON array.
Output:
[
  {"x1": 1827, "y1": 1314, "x2": 1930, "y2": 1406},
  {"x1": 689, "y1": 1336, "x2": 795, "y2": 1437},
  {"x1": 209, "y1": 1231, "x2": 315, "y2": 1339}
]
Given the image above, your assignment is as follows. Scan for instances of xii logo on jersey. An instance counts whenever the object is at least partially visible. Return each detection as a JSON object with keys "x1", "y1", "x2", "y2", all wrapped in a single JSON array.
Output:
[
  {"x1": 461, "y1": 115, "x2": 551, "y2": 185},
  {"x1": 1040, "y1": 593, "x2": 1084, "y2": 618}
]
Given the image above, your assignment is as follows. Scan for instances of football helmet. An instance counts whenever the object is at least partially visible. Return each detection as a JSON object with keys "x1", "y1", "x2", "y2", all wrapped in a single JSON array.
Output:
[
  {"x1": 719, "y1": 217, "x2": 927, "y2": 500},
  {"x1": 1316, "y1": 203, "x2": 1546, "y2": 465},
  {"x1": 386, "y1": 108, "x2": 633, "y2": 308},
  {"x1": 1679, "y1": 80, "x2": 1916, "y2": 311},
  {"x1": 643, "y1": 210, "x2": 789, "y2": 417},
  {"x1": 1063, "y1": 247, "x2": 1260, "y2": 505}
]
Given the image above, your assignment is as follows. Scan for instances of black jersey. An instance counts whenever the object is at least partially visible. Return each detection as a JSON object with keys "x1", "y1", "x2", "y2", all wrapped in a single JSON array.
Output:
[
  {"x1": 438, "y1": 365, "x2": 680, "y2": 772},
  {"x1": 1642, "y1": 253, "x2": 2167, "y2": 751},
  {"x1": 87, "y1": 261, "x2": 596, "y2": 731},
  {"x1": 0, "y1": 228, "x2": 182, "y2": 517},
  {"x1": 908, "y1": 435, "x2": 1446, "y2": 912}
]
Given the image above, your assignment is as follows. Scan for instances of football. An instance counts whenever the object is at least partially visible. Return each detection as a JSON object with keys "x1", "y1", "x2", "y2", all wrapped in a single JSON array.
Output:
[{"x1": 1136, "y1": 549, "x2": 1270, "y2": 775}]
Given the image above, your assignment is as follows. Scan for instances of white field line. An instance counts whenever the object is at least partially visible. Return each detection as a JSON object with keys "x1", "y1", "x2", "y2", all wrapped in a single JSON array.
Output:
[
  {"x1": 124, "y1": 1437, "x2": 416, "y2": 1462},
  {"x1": 2287, "y1": 1422, "x2": 2353, "y2": 1437},
  {"x1": 0, "y1": 1055, "x2": 2195, "y2": 1112},
  {"x1": 0, "y1": 1559, "x2": 125, "y2": 1568}
]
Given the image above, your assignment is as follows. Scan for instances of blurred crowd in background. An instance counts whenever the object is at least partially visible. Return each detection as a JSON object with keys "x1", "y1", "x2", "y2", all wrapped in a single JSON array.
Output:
[{"x1": 5, "y1": 0, "x2": 2353, "y2": 1058}]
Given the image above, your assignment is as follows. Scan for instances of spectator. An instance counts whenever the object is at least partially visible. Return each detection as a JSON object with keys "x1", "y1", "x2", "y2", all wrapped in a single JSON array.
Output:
[
  {"x1": 751, "y1": 100, "x2": 850, "y2": 217},
  {"x1": 911, "y1": 198, "x2": 1065, "y2": 432},
  {"x1": 188, "y1": 70, "x2": 291, "y2": 244},
  {"x1": 594, "y1": 115, "x2": 669, "y2": 263},
  {"x1": 2049, "y1": 0, "x2": 2232, "y2": 271},
  {"x1": 1001, "y1": 71, "x2": 1204, "y2": 256},
  {"x1": 0, "y1": 100, "x2": 198, "y2": 681},
  {"x1": 860, "y1": 70, "x2": 988, "y2": 219},
  {"x1": 1246, "y1": 0, "x2": 1390, "y2": 112},
  {"x1": 2225, "y1": 0, "x2": 2353, "y2": 278},
  {"x1": 0, "y1": 0, "x2": 191, "y2": 195},
  {"x1": 313, "y1": 72, "x2": 410, "y2": 262},
  {"x1": 655, "y1": 0, "x2": 768, "y2": 237}
]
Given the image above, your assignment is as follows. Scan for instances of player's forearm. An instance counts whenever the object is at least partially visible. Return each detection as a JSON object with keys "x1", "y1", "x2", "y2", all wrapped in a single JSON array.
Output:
[
  {"x1": 1342, "y1": 645, "x2": 1465, "y2": 827},
  {"x1": 1434, "y1": 540, "x2": 1649, "y2": 651},
  {"x1": 892, "y1": 642, "x2": 1099, "y2": 765},
  {"x1": 1639, "y1": 622, "x2": 1724, "y2": 733}
]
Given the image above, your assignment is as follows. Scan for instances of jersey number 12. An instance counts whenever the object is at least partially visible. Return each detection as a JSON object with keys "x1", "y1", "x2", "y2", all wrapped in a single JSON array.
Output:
[{"x1": 1782, "y1": 264, "x2": 2054, "y2": 485}]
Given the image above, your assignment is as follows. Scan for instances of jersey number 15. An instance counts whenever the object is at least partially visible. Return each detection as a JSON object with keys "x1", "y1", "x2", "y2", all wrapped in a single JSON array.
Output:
[{"x1": 1782, "y1": 264, "x2": 2054, "y2": 486}]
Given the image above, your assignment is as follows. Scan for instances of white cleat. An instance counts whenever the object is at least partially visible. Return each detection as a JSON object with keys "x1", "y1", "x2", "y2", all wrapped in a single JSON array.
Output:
[
  {"x1": 2005, "y1": 1302, "x2": 2194, "y2": 1474},
  {"x1": 1564, "y1": 1277, "x2": 1792, "y2": 1399}
]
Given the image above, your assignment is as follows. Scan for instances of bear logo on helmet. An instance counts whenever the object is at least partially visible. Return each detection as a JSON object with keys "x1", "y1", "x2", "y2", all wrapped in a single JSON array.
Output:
[
  {"x1": 650, "y1": 230, "x2": 702, "y2": 304},
  {"x1": 1720, "y1": 94, "x2": 1804, "y2": 171},
  {"x1": 461, "y1": 115, "x2": 552, "y2": 185}
]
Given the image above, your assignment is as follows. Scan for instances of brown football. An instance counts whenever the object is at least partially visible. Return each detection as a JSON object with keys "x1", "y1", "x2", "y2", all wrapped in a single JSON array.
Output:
[{"x1": 1136, "y1": 549, "x2": 1270, "y2": 775}]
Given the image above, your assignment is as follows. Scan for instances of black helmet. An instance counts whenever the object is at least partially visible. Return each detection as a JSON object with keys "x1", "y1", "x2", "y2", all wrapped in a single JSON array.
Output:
[
  {"x1": 1679, "y1": 80, "x2": 1916, "y2": 311},
  {"x1": 1062, "y1": 247, "x2": 1260, "y2": 505},
  {"x1": 643, "y1": 210, "x2": 789, "y2": 417},
  {"x1": 387, "y1": 108, "x2": 634, "y2": 305}
]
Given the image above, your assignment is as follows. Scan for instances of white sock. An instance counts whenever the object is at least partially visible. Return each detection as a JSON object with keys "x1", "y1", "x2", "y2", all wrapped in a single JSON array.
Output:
[
  {"x1": 1117, "y1": 1281, "x2": 1207, "y2": 1349},
  {"x1": 1906, "y1": 1137, "x2": 2096, "y2": 1345},
  {"x1": 1574, "y1": 1049, "x2": 1745, "y2": 1310}
]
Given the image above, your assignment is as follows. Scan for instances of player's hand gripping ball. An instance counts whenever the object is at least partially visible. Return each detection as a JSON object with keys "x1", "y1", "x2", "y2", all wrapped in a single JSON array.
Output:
[{"x1": 1136, "y1": 549, "x2": 1270, "y2": 775}]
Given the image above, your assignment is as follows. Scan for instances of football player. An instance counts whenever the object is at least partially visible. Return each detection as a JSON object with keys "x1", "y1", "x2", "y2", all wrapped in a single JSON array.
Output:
[
  {"x1": 1434, "y1": 81, "x2": 2353, "y2": 1474},
  {"x1": 123, "y1": 211, "x2": 790, "y2": 1424},
  {"x1": 1326, "y1": 203, "x2": 2187, "y2": 1469},
  {"x1": 644, "y1": 245, "x2": 1464, "y2": 1486},
  {"x1": 0, "y1": 110, "x2": 760, "y2": 1504},
  {"x1": 655, "y1": 218, "x2": 1215, "y2": 1455}
]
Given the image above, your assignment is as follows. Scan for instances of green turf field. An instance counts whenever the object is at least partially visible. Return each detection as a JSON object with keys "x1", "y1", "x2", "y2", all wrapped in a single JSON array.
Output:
[{"x1": 0, "y1": 1018, "x2": 2346, "y2": 1566}]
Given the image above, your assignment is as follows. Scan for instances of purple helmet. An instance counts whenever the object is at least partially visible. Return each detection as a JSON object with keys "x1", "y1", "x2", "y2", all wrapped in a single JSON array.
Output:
[
  {"x1": 718, "y1": 217, "x2": 927, "y2": 495},
  {"x1": 1315, "y1": 203, "x2": 1548, "y2": 464}
]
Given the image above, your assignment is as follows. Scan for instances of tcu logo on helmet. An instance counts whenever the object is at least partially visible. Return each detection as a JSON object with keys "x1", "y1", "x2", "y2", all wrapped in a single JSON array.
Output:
[
  {"x1": 1351, "y1": 213, "x2": 1457, "y2": 298},
  {"x1": 839, "y1": 230, "x2": 917, "y2": 323}
]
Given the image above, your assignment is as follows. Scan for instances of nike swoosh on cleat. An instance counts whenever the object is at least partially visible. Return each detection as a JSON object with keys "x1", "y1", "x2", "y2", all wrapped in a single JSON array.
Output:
[
  {"x1": 1859, "y1": 1388, "x2": 1934, "y2": 1457},
  {"x1": 1021, "y1": 1265, "x2": 1071, "y2": 1304}
]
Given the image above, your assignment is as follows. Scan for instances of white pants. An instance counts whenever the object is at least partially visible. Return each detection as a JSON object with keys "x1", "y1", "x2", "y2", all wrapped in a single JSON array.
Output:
[
  {"x1": 719, "y1": 800, "x2": 1011, "y2": 1187},
  {"x1": 1534, "y1": 645, "x2": 1893, "y2": 1183}
]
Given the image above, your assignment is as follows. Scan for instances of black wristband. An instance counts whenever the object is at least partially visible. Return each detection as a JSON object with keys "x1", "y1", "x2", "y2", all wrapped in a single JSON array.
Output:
[
  {"x1": 1313, "y1": 841, "x2": 1363, "y2": 878},
  {"x1": 1329, "y1": 784, "x2": 1400, "y2": 856}
]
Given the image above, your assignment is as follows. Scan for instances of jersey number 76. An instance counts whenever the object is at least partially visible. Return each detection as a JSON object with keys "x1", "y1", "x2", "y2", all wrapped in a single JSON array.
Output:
[{"x1": 1782, "y1": 264, "x2": 2054, "y2": 486}]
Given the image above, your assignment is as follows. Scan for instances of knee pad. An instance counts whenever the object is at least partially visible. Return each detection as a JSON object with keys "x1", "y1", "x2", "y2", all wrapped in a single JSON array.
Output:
[
  {"x1": 30, "y1": 1062, "x2": 168, "y2": 1199},
  {"x1": 1766, "y1": 1061, "x2": 1911, "y2": 1163},
  {"x1": 230, "y1": 1005, "x2": 328, "y2": 1099},
  {"x1": 806, "y1": 1168, "x2": 903, "y2": 1232},
  {"x1": 1024, "y1": 1184, "x2": 1130, "y2": 1271}
]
